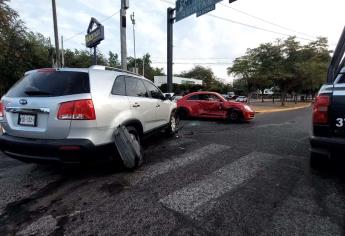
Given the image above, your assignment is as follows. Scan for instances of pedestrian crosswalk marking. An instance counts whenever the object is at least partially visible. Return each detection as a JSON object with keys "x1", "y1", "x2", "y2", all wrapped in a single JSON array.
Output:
[
  {"x1": 159, "y1": 152, "x2": 282, "y2": 218},
  {"x1": 126, "y1": 143, "x2": 231, "y2": 185}
]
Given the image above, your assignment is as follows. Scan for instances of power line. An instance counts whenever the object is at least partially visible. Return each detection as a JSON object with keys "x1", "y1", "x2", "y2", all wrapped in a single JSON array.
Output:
[
  {"x1": 219, "y1": 3, "x2": 317, "y2": 40},
  {"x1": 207, "y1": 13, "x2": 315, "y2": 42},
  {"x1": 160, "y1": 0, "x2": 320, "y2": 43},
  {"x1": 64, "y1": 10, "x2": 120, "y2": 42}
]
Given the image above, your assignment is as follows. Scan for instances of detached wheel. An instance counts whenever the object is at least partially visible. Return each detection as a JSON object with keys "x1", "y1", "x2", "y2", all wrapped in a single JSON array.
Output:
[
  {"x1": 113, "y1": 126, "x2": 143, "y2": 170},
  {"x1": 166, "y1": 111, "x2": 180, "y2": 137},
  {"x1": 228, "y1": 110, "x2": 241, "y2": 122}
]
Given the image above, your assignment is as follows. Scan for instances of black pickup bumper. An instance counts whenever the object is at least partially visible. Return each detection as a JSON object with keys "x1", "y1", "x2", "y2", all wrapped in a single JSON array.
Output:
[
  {"x1": 310, "y1": 135, "x2": 345, "y2": 157},
  {"x1": 0, "y1": 133, "x2": 114, "y2": 164}
]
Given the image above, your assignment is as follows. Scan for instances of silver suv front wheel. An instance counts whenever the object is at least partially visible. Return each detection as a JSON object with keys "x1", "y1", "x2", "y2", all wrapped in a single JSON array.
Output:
[{"x1": 166, "y1": 111, "x2": 180, "y2": 136}]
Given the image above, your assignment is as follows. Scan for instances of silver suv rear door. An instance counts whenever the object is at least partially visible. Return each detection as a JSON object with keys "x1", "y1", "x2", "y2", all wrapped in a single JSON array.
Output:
[{"x1": 125, "y1": 76, "x2": 158, "y2": 132}]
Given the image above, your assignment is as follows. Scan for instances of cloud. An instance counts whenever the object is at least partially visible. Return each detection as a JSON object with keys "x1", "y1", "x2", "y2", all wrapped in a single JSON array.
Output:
[{"x1": 9, "y1": 0, "x2": 345, "y2": 82}]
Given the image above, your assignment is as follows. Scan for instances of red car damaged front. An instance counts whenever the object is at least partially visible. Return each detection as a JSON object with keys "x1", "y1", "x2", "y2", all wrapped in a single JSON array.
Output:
[{"x1": 222, "y1": 99, "x2": 255, "y2": 121}]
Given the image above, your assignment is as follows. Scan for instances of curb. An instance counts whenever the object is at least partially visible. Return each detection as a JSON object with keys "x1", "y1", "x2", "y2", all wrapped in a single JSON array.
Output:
[{"x1": 253, "y1": 103, "x2": 311, "y2": 114}]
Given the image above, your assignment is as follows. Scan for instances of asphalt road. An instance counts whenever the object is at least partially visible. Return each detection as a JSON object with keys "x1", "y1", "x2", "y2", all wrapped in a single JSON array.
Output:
[{"x1": 1, "y1": 107, "x2": 345, "y2": 235}]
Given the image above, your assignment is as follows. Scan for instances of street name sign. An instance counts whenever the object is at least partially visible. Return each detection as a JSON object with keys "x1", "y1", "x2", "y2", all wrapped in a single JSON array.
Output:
[{"x1": 175, "y1": 0, "x2": 222, "y2": 22}]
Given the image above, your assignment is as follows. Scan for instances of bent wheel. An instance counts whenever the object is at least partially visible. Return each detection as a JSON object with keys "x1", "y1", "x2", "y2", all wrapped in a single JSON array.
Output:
[{"x1": 113, "y1": 126, "x2": 143, "y2": 170}]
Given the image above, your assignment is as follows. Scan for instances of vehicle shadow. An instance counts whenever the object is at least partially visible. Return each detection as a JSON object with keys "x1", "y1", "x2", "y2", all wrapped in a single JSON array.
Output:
[
  {"x1": 180, "y1": 116, "x2": 251, "y2": 125},
  {"x1": 44, "y1": 130, "x2": 180, "y2": 178},
  {"x1": 310, "y1": 158, "x2": 345, "y2": 183}
]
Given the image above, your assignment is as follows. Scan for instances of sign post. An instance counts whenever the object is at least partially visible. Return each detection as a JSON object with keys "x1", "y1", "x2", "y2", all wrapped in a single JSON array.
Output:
[
  {"x1": 85, "y1": 17, "x2": 104, "y2": 65},
  {"x1": 166, "y1": 0, "x2": 237, "y2": 92}
]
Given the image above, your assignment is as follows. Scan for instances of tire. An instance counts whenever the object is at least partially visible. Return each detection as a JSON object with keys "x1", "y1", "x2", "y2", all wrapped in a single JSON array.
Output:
[
  {"x1": 227, "y1": 110, "x2": 241, "y2": 122},
  {"x1": 310, "y1": 151, "x2": 328, "y2": 169},
  {"x1": 113, "y1": 126, "x2": 143, "y2": 170},
  {"x1": 166, "y1": 111, "x2": 180, "y2": 137}
]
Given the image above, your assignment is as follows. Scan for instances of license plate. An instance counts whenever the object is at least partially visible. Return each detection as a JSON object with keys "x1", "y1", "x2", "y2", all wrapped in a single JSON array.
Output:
[{"x1": 18, "y1": 113, "x2": 37, "y2": 127}]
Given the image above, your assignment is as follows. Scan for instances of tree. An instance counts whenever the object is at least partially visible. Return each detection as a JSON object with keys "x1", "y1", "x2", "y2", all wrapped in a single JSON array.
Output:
[
  {"x1": 127, "y1": 53, "x2": 164, "y2": 81},
  {"x1": 108, "y1": 51, "x2": 120, "y2": 68},
  {"x1": 227, "y1": 51, "x2": 257, "y2": 103},
  {"x1": 0, "y1": 0, "x2": 27, "y2": 94},
  {"x1": 228, "y1": 36, "x2": 331, "y2": 106},
  {"x1": 179, "y1": 66, "x2": 215, "y2": 89}
]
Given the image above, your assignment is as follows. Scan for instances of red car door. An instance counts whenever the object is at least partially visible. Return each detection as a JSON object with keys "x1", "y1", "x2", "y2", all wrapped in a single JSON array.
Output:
[{"x1": 198, "y1": 94, "x2": 225, "y2": 117}]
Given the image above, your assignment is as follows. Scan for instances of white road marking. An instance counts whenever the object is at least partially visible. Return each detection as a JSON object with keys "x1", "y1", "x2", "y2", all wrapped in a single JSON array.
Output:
[
  {"x1": 126, "y1": 144, "x2": 231, "y2": 185},
  {"x1": 159, "y1": 152, "x2": 283, "y2": 218}
]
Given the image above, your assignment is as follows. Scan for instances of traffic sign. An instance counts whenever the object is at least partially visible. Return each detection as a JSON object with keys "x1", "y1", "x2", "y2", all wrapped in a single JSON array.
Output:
[
  {"x1": 175, "y1": 0, "x2": 222, "y2": 22},
  {"x1": 196, "y1": 4, "x2": 215, "y2": 17}
]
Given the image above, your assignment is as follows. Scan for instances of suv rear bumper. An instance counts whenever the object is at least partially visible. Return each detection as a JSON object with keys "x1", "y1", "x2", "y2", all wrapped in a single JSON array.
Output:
[
  {"x1": 310, "y1": 135, "x2": 345, "y2": 157},
  {"x1": 0, "y1": 134, "x2": 114, "y2": 164}
]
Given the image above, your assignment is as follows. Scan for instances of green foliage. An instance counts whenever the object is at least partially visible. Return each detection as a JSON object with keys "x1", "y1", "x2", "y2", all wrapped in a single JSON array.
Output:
[
  {"x1": 159, "y1": 83, "x2": 203, "y2": 94},
  {"x1": 177, "y1": 65, "x2": 232, "y2": 94},
  {"x1": 127, "y1": 53, "x2": 164, "y2": 81},
  {"x1": 228, "y1": 36, "x2": 331, "y2": 105},
  {"x1": 108, "y1": 51, "x2": 120, "y2": 68},
  {"x1": 63, "y1": 49, "x2": 107, "y2": 68}
]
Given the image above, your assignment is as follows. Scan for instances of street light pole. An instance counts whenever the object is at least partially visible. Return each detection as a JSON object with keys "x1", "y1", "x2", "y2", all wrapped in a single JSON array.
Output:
[
  {"x1": 52, "y1": 0, "x2": 60, "y2": 68},
  {"x1": 120, "y1": 0, "x2": 129, "y2": 70},
  {"x1": 130, "y1": 12, "x2": 137, "y2": 73},
  {"x1": 61, "y1": 35, "x2": 65, "y2": 67}
]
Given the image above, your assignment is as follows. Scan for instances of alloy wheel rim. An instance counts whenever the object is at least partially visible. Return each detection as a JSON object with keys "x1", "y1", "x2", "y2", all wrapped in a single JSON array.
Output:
[{"x1": 171, "y1": 116, "x2": 177, "y2": 132}]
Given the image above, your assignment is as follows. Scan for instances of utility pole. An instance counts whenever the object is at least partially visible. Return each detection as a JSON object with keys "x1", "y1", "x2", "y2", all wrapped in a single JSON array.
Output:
[
  {"x1": 142, "y1": 58, "x2": 145, "y2": 76},
  {"x1": 130, "y1": 12, "x2": 137, "y2": 73},
  {"x1": 120, "y1": 0, "x2": 129, "y2": 70},
  {"x1": 167, "y1": 8, "x2": 175, "y2": 93},
  {"x1": 61, "y1": 36, "x2": 65, "y2": 67},
  {"x1": 52, "y1": 0, "x2": 60, "y2": 68}
]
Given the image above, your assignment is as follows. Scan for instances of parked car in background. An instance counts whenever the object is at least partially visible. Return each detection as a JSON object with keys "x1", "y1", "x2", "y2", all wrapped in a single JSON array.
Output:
[
  {"x1": 172, "y1": 95, "x2": 183, "y2": 102},
  {"x1": 177, "y1": 91, "x2": 255, "y2": 122},
  {"x1": 228, "y1": 95, "x2": 239, "y2": 100},
  {"x1": 0, "y1": 66, "x2": 178, "y2": 168},
  {"x1": 236, "y1": 96, "x2": 248, "y2": 103}
]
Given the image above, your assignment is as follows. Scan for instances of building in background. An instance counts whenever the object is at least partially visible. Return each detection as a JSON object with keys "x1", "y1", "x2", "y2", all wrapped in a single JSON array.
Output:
[{"x1": 154, "y1": 76, "x2": 203, "y2": 87}]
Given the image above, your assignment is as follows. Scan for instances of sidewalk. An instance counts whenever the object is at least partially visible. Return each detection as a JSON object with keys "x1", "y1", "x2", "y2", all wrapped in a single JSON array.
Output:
[{"x1": 249, "y1": 101, "x2": 311, "y2": 113}]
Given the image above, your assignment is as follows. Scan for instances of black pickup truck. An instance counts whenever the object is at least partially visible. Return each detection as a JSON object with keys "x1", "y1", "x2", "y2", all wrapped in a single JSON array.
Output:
[{"x1": 310, "y1": 26, "x2": 345, "y2": 166}]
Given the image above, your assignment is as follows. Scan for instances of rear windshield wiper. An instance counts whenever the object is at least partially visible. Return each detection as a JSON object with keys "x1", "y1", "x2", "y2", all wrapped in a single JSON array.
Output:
[{"x1": 24, "y1": 90, "x2": 52, "y2": 96}]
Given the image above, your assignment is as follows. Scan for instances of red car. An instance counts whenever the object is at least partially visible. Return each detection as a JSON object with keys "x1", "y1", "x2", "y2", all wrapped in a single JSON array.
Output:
[{"x1": 177, "y1": 91, "x2": 255, "y2": 122}]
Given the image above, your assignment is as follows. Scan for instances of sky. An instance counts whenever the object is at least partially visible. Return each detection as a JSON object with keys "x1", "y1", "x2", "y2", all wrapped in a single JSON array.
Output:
[{"x1": 9, "y1": 0, "x2": 345, "y2": 83}]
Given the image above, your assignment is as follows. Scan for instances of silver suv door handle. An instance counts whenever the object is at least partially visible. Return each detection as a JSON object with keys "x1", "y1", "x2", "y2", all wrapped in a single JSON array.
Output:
[
  {"x1": 132, "y1": 103, "x2": 140, "y2": 108},
  {"x1": 156, "y1": 104, "x2": 160, "y2": 108}
]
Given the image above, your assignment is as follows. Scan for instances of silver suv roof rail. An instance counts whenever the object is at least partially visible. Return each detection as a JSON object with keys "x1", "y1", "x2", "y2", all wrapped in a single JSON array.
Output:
[{"x1": 89, "y1": 65, "x2": 141, "y2": 77}]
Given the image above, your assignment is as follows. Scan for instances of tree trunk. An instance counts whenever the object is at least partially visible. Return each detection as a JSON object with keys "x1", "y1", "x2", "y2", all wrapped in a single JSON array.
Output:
[
  {"x1": 261, "y1": 90, "x2": 264, "y2": 103},
  {"x1": 272, "y1": 95, "x2": 275, "y2": 103},
  {"x1": 281, "y1": 91, "x2": 286, "y2": 106},
  {"x1": 247, "y1": 92, "x2": 252, "y2": 104}
]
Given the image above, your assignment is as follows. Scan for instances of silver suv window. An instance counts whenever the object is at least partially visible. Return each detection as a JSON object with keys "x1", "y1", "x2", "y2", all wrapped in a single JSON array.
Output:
[
  {"x1": 125, "y1": 76, "x2": 148, "y2": 97},
  {"x1": 143, "y1": 80, "x2": 164, "y2": 99},
  {"x1": 111, "y1": 75, "x2": 126, "y2": 96},
  {"x1": 6, "y1": 70, "x2": 90, "y2": 97}
]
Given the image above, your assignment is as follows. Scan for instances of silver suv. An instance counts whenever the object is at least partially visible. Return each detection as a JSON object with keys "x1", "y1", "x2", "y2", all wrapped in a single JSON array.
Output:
[{"x1": 0, "y1": 66, "x2": 178, "y2": 168}]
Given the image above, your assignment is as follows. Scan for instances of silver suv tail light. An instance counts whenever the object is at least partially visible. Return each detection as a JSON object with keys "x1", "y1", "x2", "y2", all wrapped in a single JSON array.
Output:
[{"x1": 57, "y1": 99, "x2": 96, "y2": 120}]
